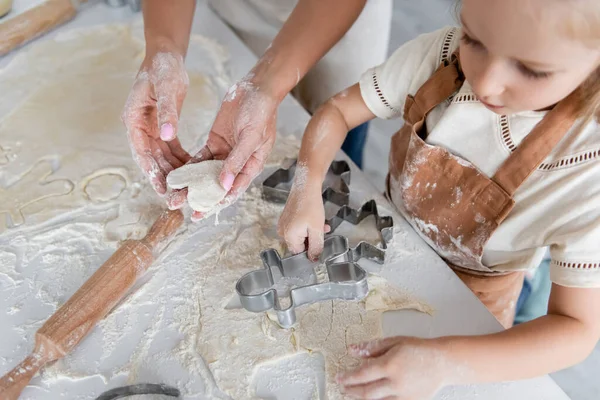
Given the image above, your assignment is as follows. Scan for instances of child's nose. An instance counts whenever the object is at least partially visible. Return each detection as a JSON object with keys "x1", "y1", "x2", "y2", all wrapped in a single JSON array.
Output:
[{"x1": 471, "y1": 61, "x2": 507, "y2": 100}]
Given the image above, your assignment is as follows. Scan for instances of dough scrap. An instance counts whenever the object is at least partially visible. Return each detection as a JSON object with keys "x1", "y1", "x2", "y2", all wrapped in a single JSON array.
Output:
[{"x1": 166, "y1": 160, "x2": 227, "y2": 213}]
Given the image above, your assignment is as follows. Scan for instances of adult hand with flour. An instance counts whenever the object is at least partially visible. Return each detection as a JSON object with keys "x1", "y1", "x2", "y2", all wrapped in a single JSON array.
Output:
[
  {"x1": 123, "y1": 52, "x2": 191, "y2": 195},
  {"x1": 169, "y1": 0, "x2": 376, "y2": 222},
  {"x1": 166, "y1": 74, "x2": 280, "y2": 220},
  {"x1": 127, "y1": 0, "x2": 386, "y2": 221},
  {"x1": 122, "y1": 0, "x2": 195, "y2": 196}
]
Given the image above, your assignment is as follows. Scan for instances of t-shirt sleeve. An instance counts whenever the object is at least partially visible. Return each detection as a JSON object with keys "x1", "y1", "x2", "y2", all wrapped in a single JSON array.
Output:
[
  {"x1": 359, "y1": 26, "x2": 460, "y2": 120},
  {"x1": 549, "y1": 188, "x2": 600, "y2": 287}
]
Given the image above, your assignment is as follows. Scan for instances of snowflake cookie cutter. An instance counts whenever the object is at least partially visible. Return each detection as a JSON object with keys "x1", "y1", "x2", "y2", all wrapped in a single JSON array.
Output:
[{"x1": 262, "y1": 158, "x2": 351, "y2": 205}]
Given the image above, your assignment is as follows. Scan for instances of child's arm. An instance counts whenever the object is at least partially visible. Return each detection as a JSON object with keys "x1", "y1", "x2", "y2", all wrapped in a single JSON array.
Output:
[
  {"x1": 277, "y1": 84, "x2": 376, "y2": 259},
  {"x1": 338, "y1": 284, "x2": 600, "y2": 399}
]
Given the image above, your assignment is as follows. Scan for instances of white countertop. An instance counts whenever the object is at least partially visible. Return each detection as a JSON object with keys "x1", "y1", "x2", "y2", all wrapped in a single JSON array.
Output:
[{"x1": 0, "y1": 1, "x2": 569, "y2": 399}]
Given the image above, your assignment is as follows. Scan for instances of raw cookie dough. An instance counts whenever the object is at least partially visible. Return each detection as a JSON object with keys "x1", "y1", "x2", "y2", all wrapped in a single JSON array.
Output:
[
  {"x1": 0, "y1": 0, "x2": 12, "y2": 18},
  {"x1": 167, "y1": 160, "x2": 227, "y2": 213}
]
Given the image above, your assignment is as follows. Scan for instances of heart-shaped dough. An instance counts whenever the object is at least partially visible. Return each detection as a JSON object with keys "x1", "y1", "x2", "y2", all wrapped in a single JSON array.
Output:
[{"x1": 166, "y1": 160, "x2": 227, "y2": 213}]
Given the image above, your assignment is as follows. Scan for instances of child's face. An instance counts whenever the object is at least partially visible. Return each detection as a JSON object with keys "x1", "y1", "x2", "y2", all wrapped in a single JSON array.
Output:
[{"x1": 460, "y1": 0, "x2": 600, "y2": 114}]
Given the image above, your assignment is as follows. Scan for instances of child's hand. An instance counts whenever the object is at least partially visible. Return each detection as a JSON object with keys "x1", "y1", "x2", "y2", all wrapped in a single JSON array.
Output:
[
  {"x1": 278, "y1": 183, "x2": 330, "y2": 260},
  {"x1": 338, "y1": 337, "x2": 453, "y2": 400}
]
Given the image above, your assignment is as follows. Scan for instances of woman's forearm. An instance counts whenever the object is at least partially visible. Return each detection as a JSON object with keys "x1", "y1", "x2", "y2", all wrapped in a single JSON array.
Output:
[
  {"x1": 435, "y1": 314, "x2": 599, "y2": 385},
  {"x1": 142, "y1": 0, "x2": 196, "y2": 57},
  {"x1": 252, "y1": 0, "x2": 367, "y2": 100}
]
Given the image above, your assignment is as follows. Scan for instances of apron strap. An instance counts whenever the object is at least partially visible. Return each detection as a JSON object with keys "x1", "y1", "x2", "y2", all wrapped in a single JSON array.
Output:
[
  {"x1": 403, "y1": 52, "x2": 464, "y2": 127},
  {"x1": 492, "y1": 89, "x2": 580, "y2": 196}
]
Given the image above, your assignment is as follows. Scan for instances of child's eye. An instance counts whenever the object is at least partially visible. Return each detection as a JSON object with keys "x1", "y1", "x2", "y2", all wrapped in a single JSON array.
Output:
[
  {"x1": 461, "y1": 33, "x2": 484, "y2": 49},
  {"x1": 517, "y1": 63, "x2": 552, "y2": 80}
]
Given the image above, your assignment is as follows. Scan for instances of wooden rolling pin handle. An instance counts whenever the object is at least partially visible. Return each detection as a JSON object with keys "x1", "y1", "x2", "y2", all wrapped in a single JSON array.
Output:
[
  {"x1": 0, "y1": 351, "x2": 51, "y2": 400},
  {"x1": 0, "y1": 209, "x2": 184, "y2": 399},
  {"x1": 0, "y1": 0, "x2": 88, "y2": 56},
  {"x1": 142, "y1": 209, "x2": 185, "y2": 250}
]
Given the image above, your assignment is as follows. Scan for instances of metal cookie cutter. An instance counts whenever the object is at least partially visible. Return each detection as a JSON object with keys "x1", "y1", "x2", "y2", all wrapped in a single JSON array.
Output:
[
  {"x1": 236, "y1": 235, "x2": 384, "y2": 328},
  {"x1": 236, "y1": 236, "x2": 368, "y2": 328},
  {"x1": 262, "y1": 159, "x2": 351, "y2": 205},
  {"x1": 326, "y1": 200, "x2": 394, "y2": 263},
  {"x1": 96, "y1": 384, "x2": 180, "y2": 399}
]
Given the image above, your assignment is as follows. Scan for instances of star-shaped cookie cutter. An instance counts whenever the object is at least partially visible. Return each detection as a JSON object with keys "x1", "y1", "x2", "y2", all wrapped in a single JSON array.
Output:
[
  {"x1": 262, "y1": 158, "x2": 351, "y2": 205},
  {"x1": 236, "y1": 201, "x2": 394, "y2": 328},
  {"x1": 325, "y1": 199, "x2": 394, "y2": 262}
]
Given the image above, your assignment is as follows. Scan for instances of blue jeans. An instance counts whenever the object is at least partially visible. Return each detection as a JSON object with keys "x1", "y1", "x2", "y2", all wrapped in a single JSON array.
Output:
[
  {"x1": 514, "y1": 259, "x2": 552, "y2": 324},
  {"x1": 342, "y1": 122, "x2": 369, "y2": 169}
]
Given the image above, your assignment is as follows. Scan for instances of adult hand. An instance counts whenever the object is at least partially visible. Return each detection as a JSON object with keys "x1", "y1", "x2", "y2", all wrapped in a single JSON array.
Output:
[
  {"x1": 122, "y1": 50, "x2": 191, "y2": 195},
  {"x1": 167, "y1": 77, "x2": 280, "y2": 221},
  {"x1": 337, "y1": 337, "x2": 452, "y2": 400}
]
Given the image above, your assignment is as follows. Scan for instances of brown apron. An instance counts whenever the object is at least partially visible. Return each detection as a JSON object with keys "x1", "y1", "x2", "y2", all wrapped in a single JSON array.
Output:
[{"x1": 387, "y1": 53, "x2": 579, "y2": 328}]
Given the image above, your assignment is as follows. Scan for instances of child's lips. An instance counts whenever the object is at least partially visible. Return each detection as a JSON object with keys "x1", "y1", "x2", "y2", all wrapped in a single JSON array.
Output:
[{"x1": 481, "y1": 100, "x2": 504, "y2": 110}]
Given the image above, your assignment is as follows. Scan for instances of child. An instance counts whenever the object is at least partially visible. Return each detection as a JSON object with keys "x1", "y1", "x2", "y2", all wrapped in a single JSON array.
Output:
[{"x1": 277, "y1": 0, "x2": 600, "y2": 398}]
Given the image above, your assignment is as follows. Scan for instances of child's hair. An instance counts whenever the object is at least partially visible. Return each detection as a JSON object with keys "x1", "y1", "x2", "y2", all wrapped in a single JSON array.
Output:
[
  {"x1": 578, "y1": 69, "x2": 600, "y2": 123},
  {"x1": 454, "y1": 0, "x2": 600, "y2": 122},
  {"x1": 564, "y1": 1, "x2": 600, "y2": 122}
]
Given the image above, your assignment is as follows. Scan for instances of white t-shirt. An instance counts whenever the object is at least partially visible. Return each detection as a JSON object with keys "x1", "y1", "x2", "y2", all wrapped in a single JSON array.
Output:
[{"x1": 359, "y1": 26, "x2": 600, "y2": 288}]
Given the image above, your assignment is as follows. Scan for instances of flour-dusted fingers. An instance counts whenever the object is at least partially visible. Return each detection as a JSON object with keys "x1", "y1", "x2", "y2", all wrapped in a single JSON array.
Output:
[
  {"x1": 349, "y1": 338, "x2": 403, "y2": 358},
  {"x1": 221, "y1": 151, "x2": 268, "y2": 206},
  {"x1": 167, "y1": 137, "x2": 192, "y2": 165},
  {"x1": 150, "y1": 139, "x2": 175, "y2": 177},
  {"x1": 129, "y1": 140, "x2": 167, "y2": 195},
  {"x1": 337, "y1": 358, "x2": 389, "y2": 387},
  {"x1": 157, "y1": 139, "x2": 185, "y2": 169},
  {"x1": 222, "y1": 171, "x2": 253, "y2": 206},
  {"x1": 286, "y1": 228, "x2": 310, "y2": 255},
  {"x1": 278, "y1": 181, "x2": 327, "y2": 257},
  {"x1": 341, "y1": 378, "x2": 395, "y2": 400},
  {"x1": 191, "y1": 145, "x2": 216, "y2": 165},
  {"x1": 141, "y1": 154, "x2": 167, "y2": 195},
  {"x1": 150, "y1": 52, "x2": 189, "y2": 141},
  {"x1": 190, "y1": 210, "x2": 206, "y2": 222},
  {"x1": 167, "y1": 188, "x2": 188, "y2": 210},
  {"x1": 219, "y1": 130, "x2": 264, "y2": 192},
  {"x1": 307, "y1": 227, "x2": 325, "y2": 261},
  {"x1": 218, "y1": 103, "x2": 277, "y2": 193},
  {"x1": 122, "y1": 47, "x2": 194, "y2": 199},
  {"x1": 129, "y1": 136, "x2": 166, "y2": 195}
]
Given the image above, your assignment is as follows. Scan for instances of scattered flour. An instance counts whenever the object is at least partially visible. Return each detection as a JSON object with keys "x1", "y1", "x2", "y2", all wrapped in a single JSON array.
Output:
[
  {"x1": 253, "y1": 352, "x2": 325, "y2": 400},
  {"x1": 0, "y1": 21, "x2": 433, "y2": 400}
]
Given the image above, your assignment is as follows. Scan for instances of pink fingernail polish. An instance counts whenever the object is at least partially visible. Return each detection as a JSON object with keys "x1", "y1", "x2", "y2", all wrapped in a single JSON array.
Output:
[
  {"x1": 160, "y1": 123, "x2": 174, "y2": 140},
  {"x1": 191, "y1": 212, "x2": 203, "y2": 222},
  {"x1": 222, "y1": 173, "x2": 234, "y2": 191}
]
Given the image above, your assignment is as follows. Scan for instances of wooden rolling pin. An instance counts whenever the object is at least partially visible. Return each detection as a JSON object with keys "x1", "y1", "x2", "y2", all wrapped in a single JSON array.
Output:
[
  {"x1": 0, "y1": 0, "x2": 88, "y2": 56},
  {"x1": 0, "y1": 209, "x2": 184, "y2": 400}
]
